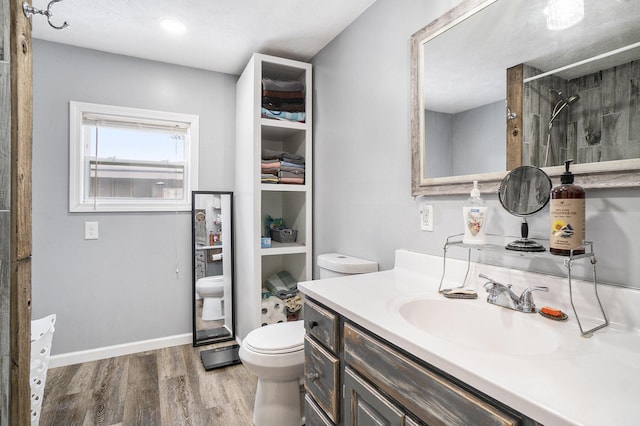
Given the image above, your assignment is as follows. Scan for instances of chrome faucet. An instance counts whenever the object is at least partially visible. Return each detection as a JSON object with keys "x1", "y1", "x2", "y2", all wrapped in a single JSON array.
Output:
[{"x1": 479, "y1": 273, "x2": 548, "y2": 313}]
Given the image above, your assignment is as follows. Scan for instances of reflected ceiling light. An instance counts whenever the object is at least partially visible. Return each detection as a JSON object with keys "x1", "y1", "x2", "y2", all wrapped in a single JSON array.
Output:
[
  {"x1": 544, "y1": 0, "x2": 584, "y2": 31},
  {"x1": 159, "y1": 17, "x2": 187, "y2": 35}
]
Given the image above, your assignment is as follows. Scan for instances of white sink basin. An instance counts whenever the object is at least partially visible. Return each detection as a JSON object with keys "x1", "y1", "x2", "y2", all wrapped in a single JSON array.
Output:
[{"x1": 398, "y1": 298, "x2": 562, "y2": 356}]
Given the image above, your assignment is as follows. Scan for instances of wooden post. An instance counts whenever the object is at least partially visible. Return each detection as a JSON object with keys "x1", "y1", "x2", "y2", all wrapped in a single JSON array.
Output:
[
  {"x1": 9, "y1": 0, "x2": 33, "y2": 424},
  {"x1": 506, "y1": 64, "x2": 523, "y2": 170}
]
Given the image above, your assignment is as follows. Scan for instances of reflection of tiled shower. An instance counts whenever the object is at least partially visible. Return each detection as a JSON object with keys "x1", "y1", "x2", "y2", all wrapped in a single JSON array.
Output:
[
  {"x1": 194, "y1": 209, "x2": 207, "y2": 280},
  {"x1": 523, "y1": 59, "x2": 640, "y2": 167}
]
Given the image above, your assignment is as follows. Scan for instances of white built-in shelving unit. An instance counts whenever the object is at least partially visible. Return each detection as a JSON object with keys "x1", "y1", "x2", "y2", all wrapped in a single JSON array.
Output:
[{"x1": 235, "y1": 54, "x2": 312, "y2": 339}]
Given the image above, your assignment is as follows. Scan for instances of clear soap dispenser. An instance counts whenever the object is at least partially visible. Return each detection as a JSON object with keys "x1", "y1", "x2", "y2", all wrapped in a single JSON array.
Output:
[{"x1": 463, "y1": 180, "x2": 488, "y2": 244}]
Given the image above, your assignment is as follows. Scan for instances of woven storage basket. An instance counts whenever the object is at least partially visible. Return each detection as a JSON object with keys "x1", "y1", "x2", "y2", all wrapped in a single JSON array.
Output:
[{"x1": 270, "y1": 228, "x2": 297, "y2": 243}]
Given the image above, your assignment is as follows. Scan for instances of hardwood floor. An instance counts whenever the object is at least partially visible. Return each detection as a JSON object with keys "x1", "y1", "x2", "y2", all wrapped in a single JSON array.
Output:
[{"x1": 40, "y1": 342, "x2": 257, "y2": 425}]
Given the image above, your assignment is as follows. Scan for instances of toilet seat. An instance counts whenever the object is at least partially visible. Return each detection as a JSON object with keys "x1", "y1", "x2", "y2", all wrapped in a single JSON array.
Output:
[{"x1": 244, "y1": 321, "x2": 304, "y2": 354}]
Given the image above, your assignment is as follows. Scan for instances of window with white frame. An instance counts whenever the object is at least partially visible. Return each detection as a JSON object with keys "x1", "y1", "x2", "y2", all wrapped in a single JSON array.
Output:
[{"x1": 69, "y1": 102, "x2": 199, "y2": 212}]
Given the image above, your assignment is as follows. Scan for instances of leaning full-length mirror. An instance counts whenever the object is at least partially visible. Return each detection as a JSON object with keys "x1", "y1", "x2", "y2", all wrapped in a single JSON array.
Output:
[
  {"x1": 192, "y1": 191, "x2": 235, "y2": 346},
  {"x1": 411, "y1": 0, "x2": 640, "y2": 195}
]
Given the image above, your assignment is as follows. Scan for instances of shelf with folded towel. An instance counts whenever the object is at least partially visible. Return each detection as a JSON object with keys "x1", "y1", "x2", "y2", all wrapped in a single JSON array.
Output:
[
  {"x1": 261, "y1": 184, "x2": 308, "y2": 192},
  {"x1": 260, "y1": 118, "x2": 309, "y2": 143},
  {"x1": 261, "y1": 117, "x2": 307, "y2": 135}
]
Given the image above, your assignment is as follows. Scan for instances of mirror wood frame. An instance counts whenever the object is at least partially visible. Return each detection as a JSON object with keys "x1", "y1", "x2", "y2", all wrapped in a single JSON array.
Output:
[{"x1": 410, "y1": 0, "x2": 640, "y2": 196}]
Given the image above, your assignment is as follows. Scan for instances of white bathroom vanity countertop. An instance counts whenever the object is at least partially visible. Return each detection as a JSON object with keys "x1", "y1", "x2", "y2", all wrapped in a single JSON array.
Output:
[{"x1": 299, "y1": 249, "x2": 640, "y2": 426}]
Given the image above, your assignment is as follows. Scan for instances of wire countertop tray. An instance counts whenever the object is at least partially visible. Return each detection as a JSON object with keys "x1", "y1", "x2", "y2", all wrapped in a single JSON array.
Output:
[{"x1": 439, "y1": 233, "x2": 609, "y2": 337}]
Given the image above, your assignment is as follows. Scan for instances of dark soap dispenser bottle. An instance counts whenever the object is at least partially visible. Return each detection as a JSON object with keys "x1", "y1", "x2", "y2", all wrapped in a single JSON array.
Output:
[{"x1": 549, "y1": 160, "x2": 585, "y2": 256}]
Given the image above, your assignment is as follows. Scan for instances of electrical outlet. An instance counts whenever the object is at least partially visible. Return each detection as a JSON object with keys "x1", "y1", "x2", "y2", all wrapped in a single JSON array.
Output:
[
  {"x1": 420, "y1": 205, "x2": 434, "y2": 231},
  {"x1": 85, "y1": 221, "x2": 99, "y2": 240}
]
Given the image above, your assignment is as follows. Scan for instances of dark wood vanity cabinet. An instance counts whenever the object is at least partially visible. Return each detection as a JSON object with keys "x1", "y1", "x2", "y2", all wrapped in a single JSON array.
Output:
[{"x1": 304, "y1": 298, "x2": 530, "y2": 426}]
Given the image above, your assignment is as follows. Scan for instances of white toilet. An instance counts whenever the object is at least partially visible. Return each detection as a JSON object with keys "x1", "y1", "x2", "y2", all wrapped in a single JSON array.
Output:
[
  {"x1": 239, "y1": 321, "x2": 306, "y2": 426},
  {"x1": 195, "y1": 275, "x2": 225, "y2": 321},
  {"x1": 239, "y1": 253, "x2": 378, "y2": 426}
]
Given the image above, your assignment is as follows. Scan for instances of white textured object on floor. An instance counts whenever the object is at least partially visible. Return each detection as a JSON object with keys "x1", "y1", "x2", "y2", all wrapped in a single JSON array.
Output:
[{"x1": 30, "y1": 314, "x2": 56, "y2": 425}]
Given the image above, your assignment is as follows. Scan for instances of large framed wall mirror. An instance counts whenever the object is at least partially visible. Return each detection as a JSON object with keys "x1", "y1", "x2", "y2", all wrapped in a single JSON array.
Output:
[
  {"x1": 191, "y1": 191, "x2": 236, "y2": 350},
  {"x1": 411, "y1": 0, "x2": 640, "y2": 195}
]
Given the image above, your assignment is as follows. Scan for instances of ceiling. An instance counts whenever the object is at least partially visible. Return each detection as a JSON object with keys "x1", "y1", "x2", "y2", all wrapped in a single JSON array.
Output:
[{"x1": 31, "y1": 0, "x2": 377, "y2": 75}]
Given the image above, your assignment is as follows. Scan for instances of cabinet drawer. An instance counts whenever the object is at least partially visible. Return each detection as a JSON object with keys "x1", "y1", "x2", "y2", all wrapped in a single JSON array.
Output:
[
  {"x1": 344, "y1": 366, "x2": 406, "y2": 426},
  {"x1": 344, "y1": 323, "x2": 518, "y2": 426},
  {"x1": 305, "y1": 393, "x2": 335, "y2": 426},
  {"x1": 304, "y1": 335, "x2": 340, "y2": 424},
  {"x1": 305, "y1": 299, "x2": 339, "y2": 352}
]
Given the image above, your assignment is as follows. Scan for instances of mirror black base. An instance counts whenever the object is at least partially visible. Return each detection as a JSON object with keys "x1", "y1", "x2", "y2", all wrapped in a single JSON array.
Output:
[
  {"x1": 505, "y1": 239, "x2": 546, "y2": 252},
  {"x1": 201, "y1": 344, "x2": 241, "y2": 371},
  {"x1": 196, "y1": 327, "x2": 231, "y2": 341}
]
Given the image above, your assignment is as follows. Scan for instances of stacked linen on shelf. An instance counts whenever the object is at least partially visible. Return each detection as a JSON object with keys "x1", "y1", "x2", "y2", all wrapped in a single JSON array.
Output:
[
  {"x1": 261, "y1": 149, "x2": 305, "y2": 184},
  {"x1": 261, "y1": 78, "x2": 306, "y2": 123},
  {"x1": 261, "y1": 149, "x2": 281, "y2": 184},
  {"x1": 279, "y1": 152, "x2": 305, "y2": 185},
  {"x1": 265, "y1": 270, "x2": 298, "y2": 298}
]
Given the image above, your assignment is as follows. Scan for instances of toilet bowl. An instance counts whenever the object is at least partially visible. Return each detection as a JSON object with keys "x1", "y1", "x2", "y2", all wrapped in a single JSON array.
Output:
[
  {"x1": 239, "y1": 321, "x2": 305, "y2": 426},
  {"x1": 241, "y1": 254, "x2": 377, "y2": 426},
  {"x1": 195, "y1": 275, "x2": 225, "y2": 321}
]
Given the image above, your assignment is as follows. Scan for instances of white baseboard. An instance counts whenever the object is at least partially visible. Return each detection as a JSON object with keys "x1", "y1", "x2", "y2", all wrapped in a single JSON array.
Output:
[{"x1": 48, "y1": 333, "x2": 192, "y2": 369}]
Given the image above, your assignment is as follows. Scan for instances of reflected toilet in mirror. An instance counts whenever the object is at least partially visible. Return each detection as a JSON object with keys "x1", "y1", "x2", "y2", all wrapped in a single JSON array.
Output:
[{"x1": 498, "y1": 166, "x2": 552, "y2": 252}]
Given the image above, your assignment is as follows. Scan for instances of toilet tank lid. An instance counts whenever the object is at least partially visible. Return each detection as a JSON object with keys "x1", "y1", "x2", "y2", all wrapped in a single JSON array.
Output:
[{"x1": 317, "y1": 253, "x2": 378, "y2": 274}]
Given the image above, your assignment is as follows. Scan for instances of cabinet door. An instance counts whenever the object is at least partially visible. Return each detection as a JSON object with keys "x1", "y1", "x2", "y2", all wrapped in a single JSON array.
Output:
[
  {"x1": 344, "y1": 367, "x2": 406, "y2": 426},
  {"x1": 305, "y1": 335, "x2": 340, "y2": 423},
  {"x1": 305, "y1": 394, "x2": 335, "y2": 426}
]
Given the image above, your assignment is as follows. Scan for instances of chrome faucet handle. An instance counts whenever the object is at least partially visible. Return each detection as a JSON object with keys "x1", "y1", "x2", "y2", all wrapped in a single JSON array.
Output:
[
  {"x1": 518, "y1": 286, "x2": 549, "y2": 312},
  {"x1": 480, "y1": 274, "x2": 511, "y2": 292}
]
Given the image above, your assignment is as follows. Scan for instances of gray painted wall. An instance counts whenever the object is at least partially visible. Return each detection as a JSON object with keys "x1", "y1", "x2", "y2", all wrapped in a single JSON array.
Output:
[
  {"x1": 32, "y1": 40, "x2": 237, "y2": 355},
  {"x1": 311, "y1": 0, "x2": 640, "y2": 289},
  {"x1": 425, "y1": 100, "x2": 505, "y2": 178},
  {"x1": 452, "y1": 100, "x2": 505, "y2": 176},
  {"x1": 424, "y1": 109, "x2": 453, "y2": 178}
]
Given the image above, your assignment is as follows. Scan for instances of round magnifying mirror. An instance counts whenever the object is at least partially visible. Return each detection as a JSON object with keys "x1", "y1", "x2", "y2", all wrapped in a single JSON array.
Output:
[{"x1": 498, "y1": 166, "x2": 552, "y2": 252}]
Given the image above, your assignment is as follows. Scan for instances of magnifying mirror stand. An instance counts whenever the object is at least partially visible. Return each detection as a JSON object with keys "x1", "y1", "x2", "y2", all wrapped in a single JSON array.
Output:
[{"x1": 506, "y1": 218, "x2": 545, "y2": 252}]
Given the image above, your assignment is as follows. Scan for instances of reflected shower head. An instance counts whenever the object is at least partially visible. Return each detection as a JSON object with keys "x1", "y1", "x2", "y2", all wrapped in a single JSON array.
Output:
[
  {"x1": 549, "y1": 89, "x2": 580, "y2": 126},
  {"x1": 544, "y1": 89, "x2": 580, "y2": 167},
  {"x1": 549, "y1": 88, "x2": 580, "y2": 105},
  {"x1": 566, "y1": 94, "x2": 580, "y2": 105}
]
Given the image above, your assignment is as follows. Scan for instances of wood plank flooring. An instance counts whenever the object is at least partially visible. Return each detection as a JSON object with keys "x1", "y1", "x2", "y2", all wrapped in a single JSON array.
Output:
[{"x1": 39, "y1": 342, "x2": 257, "y2": 425}]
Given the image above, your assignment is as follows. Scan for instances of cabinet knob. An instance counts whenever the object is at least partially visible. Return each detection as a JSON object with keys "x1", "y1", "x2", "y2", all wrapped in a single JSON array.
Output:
[
  {"x1": 306, "y1": 372, "x2": 319, "y2": 381},
  {"x1": 308, "y1": 320, "x2": 318, "y2": 329}
]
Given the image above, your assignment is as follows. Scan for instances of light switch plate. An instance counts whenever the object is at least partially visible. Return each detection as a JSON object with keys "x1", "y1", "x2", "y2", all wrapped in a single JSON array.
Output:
[{"x1": 85, "y1": 221, "x2": 99, "y2": 240}]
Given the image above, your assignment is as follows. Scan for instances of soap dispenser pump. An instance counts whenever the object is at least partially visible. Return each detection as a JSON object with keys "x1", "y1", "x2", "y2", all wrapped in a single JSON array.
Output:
[
  {"x1": 550, "y1": 159, "x2": 585, "y2": 256},
  {"x1": 463, "y1": 181, "x2": 488, "y2": 244}
]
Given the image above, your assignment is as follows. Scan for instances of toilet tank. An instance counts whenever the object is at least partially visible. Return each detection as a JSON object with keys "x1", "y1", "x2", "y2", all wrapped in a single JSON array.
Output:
[{"x1": 317, "y1": 253, "x2": 378, "y2": 279}]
